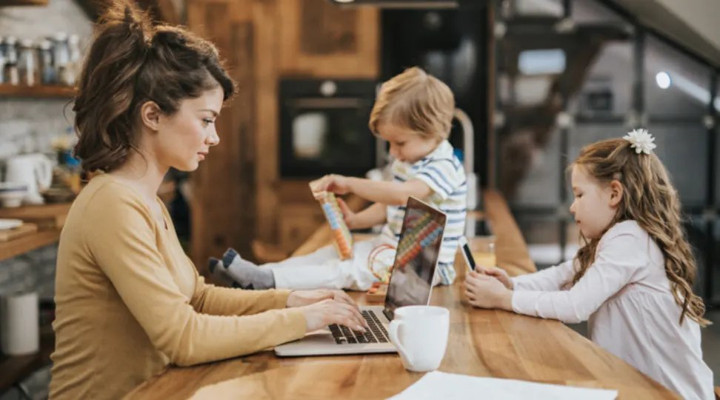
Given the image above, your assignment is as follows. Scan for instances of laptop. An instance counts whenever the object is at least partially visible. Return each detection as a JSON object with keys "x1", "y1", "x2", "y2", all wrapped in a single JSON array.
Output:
[{"x1": 275, "y1": 196, "x2": 447, "y2": 357}]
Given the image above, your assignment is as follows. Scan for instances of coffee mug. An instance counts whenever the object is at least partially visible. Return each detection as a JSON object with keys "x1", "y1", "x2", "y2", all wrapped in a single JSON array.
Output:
[{"x1": 388, "y1": 305, "x2": 449, "y2": 372}]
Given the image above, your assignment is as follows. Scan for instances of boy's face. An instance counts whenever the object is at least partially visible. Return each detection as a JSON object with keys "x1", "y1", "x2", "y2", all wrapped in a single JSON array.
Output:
[{"x1": 377, "y1": 122, "x2": 440, "y2": 164}]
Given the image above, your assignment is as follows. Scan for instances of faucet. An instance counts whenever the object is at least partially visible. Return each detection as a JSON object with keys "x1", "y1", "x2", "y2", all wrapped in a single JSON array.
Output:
[{"x1": 454, "y1": 108, "x2": 479, "y2": 212}]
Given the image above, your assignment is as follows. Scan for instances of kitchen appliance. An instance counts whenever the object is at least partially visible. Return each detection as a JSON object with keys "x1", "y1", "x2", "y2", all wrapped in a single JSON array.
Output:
[
  {"x1": 4, "y1": 153, "x2": 53, "y2": 205},
  {"x1": 279, "y1": 79, "x2": 380, "y2": 178}
]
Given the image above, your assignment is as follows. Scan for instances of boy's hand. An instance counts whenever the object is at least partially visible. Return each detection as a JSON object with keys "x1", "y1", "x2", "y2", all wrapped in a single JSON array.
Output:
[
  {"x1": 309, "y1": 174, "x2": 351, "y2": 198},
  {"x1": 464, "y1": 271, "x2": 512, "y2": 310},
  {"x1": 336, "y1": 198, "x2": 358, "y2": 229},
  {"x1": 476, "y1": 266, "x2": 513, "y2": 289}
]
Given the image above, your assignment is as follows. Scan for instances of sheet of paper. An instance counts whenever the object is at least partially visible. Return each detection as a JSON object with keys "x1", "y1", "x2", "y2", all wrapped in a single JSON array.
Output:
[{"x1": 388, "y1": 371, "x2": 617, "y2": 400}]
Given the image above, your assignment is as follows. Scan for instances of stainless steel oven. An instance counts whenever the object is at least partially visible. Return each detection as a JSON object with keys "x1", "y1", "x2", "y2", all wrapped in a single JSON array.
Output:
[{"x1": 279, "y1": 79, "x2": 380, "y2": 178}]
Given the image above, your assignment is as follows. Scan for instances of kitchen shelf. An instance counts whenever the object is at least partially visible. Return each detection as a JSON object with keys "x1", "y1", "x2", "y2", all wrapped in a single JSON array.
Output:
[
  {"x1": 0, "y1": 203, "x2": 72, "y2": 262},
  {"x1": 0, "y1": 84, "x2": 75, "y2": 98}
]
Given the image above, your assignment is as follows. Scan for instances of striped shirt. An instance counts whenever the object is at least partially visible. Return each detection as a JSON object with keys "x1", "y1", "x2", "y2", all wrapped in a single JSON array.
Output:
[{"x1": 381, "y1": 140, "x2": 467, "y2": 285}]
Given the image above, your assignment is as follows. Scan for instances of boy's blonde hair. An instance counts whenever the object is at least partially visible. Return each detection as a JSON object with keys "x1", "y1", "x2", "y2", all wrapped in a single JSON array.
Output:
[
  {"x1": 369, "y1": 67, "x2": 455, "y2": 141},
  {"x1": 570, "y1": 138, "x2": 709, "y2": 327}
]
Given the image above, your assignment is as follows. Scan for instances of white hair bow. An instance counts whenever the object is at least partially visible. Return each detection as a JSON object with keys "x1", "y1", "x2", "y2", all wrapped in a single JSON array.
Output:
[{"x1": 623, "y1": 128, "x2": 657, "y2": 155}]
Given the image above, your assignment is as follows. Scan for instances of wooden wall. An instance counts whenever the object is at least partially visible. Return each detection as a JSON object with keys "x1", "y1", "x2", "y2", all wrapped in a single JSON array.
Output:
[{"x1": 188, "y1": 0, "x2": 379, "y2": 270}]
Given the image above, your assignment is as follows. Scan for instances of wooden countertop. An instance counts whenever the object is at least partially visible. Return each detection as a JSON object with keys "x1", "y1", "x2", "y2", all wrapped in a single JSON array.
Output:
[{"x1": 127, "y1": 190, "x2": 678, "y2": 399}]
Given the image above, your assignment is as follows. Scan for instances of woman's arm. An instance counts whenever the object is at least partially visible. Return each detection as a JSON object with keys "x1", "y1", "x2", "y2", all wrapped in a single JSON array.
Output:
[{"x1": 86, "y1": 192, "x2": 307, "y2": 366}]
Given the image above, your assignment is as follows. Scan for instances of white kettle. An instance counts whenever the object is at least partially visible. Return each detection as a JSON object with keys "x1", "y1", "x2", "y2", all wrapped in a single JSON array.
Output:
[{"x1": 4, "y1": 154, "x2": 53, "y2": 205}]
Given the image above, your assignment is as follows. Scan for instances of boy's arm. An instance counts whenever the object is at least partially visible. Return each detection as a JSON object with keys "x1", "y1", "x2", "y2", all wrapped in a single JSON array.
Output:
[
  {"x1": 345, "y1": 177, "x2": 433, "y2": 206},
  {"x1": 343, "y1": 202, "x2": 386, "y2": 230}
]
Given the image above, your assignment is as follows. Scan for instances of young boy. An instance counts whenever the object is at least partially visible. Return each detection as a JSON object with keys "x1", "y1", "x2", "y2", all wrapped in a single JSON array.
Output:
[{"x1": 215, "y1": 67, "x2": 467, "y2": 291}]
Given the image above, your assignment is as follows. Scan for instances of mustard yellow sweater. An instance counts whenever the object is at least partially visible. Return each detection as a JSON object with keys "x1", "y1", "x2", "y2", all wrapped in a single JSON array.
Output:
[{"x1": 49, "y1": 174, "x2": 306, "y2": 399}]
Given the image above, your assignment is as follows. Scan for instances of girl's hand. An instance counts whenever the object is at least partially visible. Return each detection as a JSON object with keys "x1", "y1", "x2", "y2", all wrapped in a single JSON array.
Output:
[
  {"x1": 464, "y1": 271, "x2": 513, "y2": 310},
  {"x1": 299, "y1": 299, "x2": 369, "y2": 333},
  {"x1": 286, "y1": 289, "x2": 358, "y2": 308},
  {"x1": 476, "y1": 266, "x2": 513, "y2": 289},
  {"x1": 309, "y1": 174, "x2": 352, "y2": 198}
]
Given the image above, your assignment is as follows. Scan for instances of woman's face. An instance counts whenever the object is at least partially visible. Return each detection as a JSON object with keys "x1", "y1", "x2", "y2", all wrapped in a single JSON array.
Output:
[{"x1": 152, "y1": 86, "x2": 224, "y2": 172}]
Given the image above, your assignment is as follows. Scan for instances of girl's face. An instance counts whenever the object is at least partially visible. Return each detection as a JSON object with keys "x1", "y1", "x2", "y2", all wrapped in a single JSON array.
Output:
[
  {"x1": 569, "y1": 165, "x2": 622, "y2": 240},
  {"x1": 377, "y1": 122, "x2": 440, "y2": 164},
  {"x1": 152, "y1": 86, "x2": 224, "y2": 172}
]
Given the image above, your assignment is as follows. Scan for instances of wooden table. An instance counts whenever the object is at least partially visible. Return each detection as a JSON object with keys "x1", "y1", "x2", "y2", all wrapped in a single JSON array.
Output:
[{"x1": 128, "y1": 191, "x2": 678, "y2": 399}]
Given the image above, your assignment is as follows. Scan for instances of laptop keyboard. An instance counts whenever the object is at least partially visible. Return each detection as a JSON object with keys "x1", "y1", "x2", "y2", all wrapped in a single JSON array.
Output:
[{"x1": 328, "y1": 310, "x2": 390, "y2": 345}]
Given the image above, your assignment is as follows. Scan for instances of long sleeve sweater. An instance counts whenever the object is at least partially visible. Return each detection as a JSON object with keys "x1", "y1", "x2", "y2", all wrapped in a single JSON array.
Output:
[{"x1": 49, "y1": 174, "x2": 306, "y2": 400}]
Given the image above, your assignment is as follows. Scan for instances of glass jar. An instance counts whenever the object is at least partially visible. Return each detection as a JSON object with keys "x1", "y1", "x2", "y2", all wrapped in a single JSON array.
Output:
[
  {"x1": 51, "y1": 32, "x2": 71, "y2": 86},
  {"x1": 0, "y1": 36, "x2": 6, "y2": 84},
  {"x1": 17, "y1": 39, "x2": 38, "y2": 87},
  {"x1": 38, "y1": 39, "x2": 55, "y2": 85},
  {"x1": 67, "y1": 34, "x2": 81, "y2": 86},
  {"x1": 4, "y1": 36, "x2": 19, "y2": 85}
]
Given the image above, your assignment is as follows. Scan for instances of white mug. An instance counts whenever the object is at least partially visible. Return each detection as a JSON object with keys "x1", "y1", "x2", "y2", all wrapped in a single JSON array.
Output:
[{"x1": 388, "y1": 305, "x2": 449, "y2": 372}]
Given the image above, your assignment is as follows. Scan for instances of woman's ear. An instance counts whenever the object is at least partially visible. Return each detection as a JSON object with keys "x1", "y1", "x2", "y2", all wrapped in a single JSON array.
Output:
[
  {"x1": 609, "y1": 180, "x2": 624, "y2": 207},
  {"x1": 140, "y1": 101, "x2": 162, "y2": 131}
]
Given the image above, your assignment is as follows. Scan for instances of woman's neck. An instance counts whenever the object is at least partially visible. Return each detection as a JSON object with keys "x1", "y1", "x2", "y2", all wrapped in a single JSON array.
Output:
[{"x1": 109, "y1": 151, "x2": 167, "y2": 203}]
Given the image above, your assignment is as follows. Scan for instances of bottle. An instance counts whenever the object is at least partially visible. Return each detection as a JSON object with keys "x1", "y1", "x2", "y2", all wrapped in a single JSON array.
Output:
[
  {"x1": 38, "y1": 39, "x2": 55, "y2": 85},
  {"x1": 51, "y1": 32, "x2": 71, "y2": 86},
  {"x1": 4, "y1": 36, "x2": 19, "y2": 85},
  {"x1": 0, "y1": 36, "x2": 6, "y2": 84},
  {"x1": 67, "y1": 34, "x2": 81, "y2": 86},
  {"x1": 17, "y1": 39, "x2": 38, "y2": 86}
]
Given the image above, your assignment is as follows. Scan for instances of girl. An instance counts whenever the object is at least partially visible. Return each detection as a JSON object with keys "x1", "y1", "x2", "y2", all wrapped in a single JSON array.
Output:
[
  {"x1": 464, "y1": 130, "x2": 714, "y2": 400},
  {"x1": 50, "y1": 3, "x2": 366, "y2": 399}
]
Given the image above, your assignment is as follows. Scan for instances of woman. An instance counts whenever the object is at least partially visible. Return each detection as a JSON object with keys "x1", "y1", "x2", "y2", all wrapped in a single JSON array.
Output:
[{"x1": 49, "y1": 3, "x2": 367, "y2": 399}]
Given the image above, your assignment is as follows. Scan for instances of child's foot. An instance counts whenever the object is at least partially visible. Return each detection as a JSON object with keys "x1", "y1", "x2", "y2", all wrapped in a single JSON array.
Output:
[
  {"x1": 208, "y1": 257, "x2": 237, "y2": 288},
  {"x1": 222, "y1": 248, "x2": 275, "y2": 290}
]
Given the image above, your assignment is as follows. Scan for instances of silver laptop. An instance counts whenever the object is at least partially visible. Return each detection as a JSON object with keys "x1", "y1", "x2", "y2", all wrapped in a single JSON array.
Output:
[{"x1": 275, "y1": 196, "x2": 447, "y2": 357}]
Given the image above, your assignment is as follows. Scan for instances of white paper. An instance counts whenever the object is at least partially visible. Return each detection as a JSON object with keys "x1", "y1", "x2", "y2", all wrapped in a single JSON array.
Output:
[{"x1": 388, "y1": 371, "x2": 617, "y2": 400}]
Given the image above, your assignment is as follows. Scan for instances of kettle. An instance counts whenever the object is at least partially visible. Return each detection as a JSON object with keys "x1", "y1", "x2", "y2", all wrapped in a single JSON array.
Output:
[{"x1": 4, "y1": 154, "x2": 53, "y2": 205}]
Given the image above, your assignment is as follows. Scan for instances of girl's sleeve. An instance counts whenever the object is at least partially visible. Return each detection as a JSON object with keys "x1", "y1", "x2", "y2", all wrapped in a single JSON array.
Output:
[
  {"x1": 511, "y1": 228, "x2": 647, "y2": 324},
  {"x1": 510, "y1": 260, "x2": 575, "y2": 291},
  {"x1": 86, "y1": 187, "x2": 306, "y2": 367}
]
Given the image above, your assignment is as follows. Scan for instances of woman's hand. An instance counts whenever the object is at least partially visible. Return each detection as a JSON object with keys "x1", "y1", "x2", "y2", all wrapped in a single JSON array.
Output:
[
  {"x1": 309, "y1": 174, "x2": 352, "y2": 198},
  {"x1": 286, "y1": 289, "x2": 357, "y2": 308},
  {"x1": 287, "y1": 290, "x2": 369, "y2": 332},
  {"x1": 299, "y1": 299, "x2": 369, "y2": 333},
  {"x1": 476, "y1": 266, "x2": 513, "y2": 289},
  {"x1": 464, "y1": 271, "x2": 513, "y2": 310}
]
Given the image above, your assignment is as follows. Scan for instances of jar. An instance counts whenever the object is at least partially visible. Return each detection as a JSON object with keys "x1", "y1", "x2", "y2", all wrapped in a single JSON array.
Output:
[
  {"x1": 4, "y1": 36, "x2": 19, "y2": 85},
  {"x1": 38, "y1": 40, "x2": 55, "y2": 85},
  {"x1": 17, "y1": 39, "x2": 38, "y2": 86},
  {"x1": 67, "y1": 34, "x2": 81, "y2": 86},
  {"x1": 51, "y1": 32, "x2": 71, "y2": 86},
  {"x1": 0, "y1": 36, "x2": 6, "y2": 84}
]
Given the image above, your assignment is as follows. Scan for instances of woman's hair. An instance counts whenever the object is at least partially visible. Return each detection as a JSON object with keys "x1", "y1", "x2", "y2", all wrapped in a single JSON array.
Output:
[
  {"x1": 570, "y1": 138, "x2": 709, "y2": 327},
  {"x1": 73, "y1": 1, "x2": 235, "y2": 173},
  {"x1": 368, "y1": 67, "x2": 455, "y2": 141}
]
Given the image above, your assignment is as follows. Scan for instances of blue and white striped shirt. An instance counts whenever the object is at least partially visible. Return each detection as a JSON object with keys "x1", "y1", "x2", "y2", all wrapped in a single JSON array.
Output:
[{"x1": 381, "y1": 140, "x2": 467, "y2": 285}]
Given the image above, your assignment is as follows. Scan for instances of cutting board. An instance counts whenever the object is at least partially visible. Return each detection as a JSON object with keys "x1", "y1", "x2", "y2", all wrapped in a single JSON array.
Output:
[{"x1": 0, "y1": 223, "x2": 39, "y2": 242}]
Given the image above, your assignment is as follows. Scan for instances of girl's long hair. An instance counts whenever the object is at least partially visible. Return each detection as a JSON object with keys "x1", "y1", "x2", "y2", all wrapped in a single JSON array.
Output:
[{"x1": 570, "y1": 138, "x2": 709, "y2": 327}]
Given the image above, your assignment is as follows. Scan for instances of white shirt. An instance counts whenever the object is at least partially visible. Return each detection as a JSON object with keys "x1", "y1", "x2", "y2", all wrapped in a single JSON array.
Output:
[
  {"x1": 511, "y1": 220, "x2": 714, "y2": 400},
  {"x1": 382, "y1": 140, "x2": 467, "y2": 285}
]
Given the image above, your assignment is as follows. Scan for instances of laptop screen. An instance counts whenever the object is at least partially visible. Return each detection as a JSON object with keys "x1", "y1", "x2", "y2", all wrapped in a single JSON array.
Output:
[{"x1": 383, "y1": 197, "x2": 447, "y2": 320}]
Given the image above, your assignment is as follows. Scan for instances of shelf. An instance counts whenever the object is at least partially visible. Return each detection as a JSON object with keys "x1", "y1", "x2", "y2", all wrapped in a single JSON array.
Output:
[
  {"x1": 0, "y1": 84, "x2": 75, "y2": 99},
  {"x1": 0, "y1": 229, "x2": 61, "y2": 262},
  {"x1": 0, "y1": 203, "x2": 71, "y2": 261}
]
